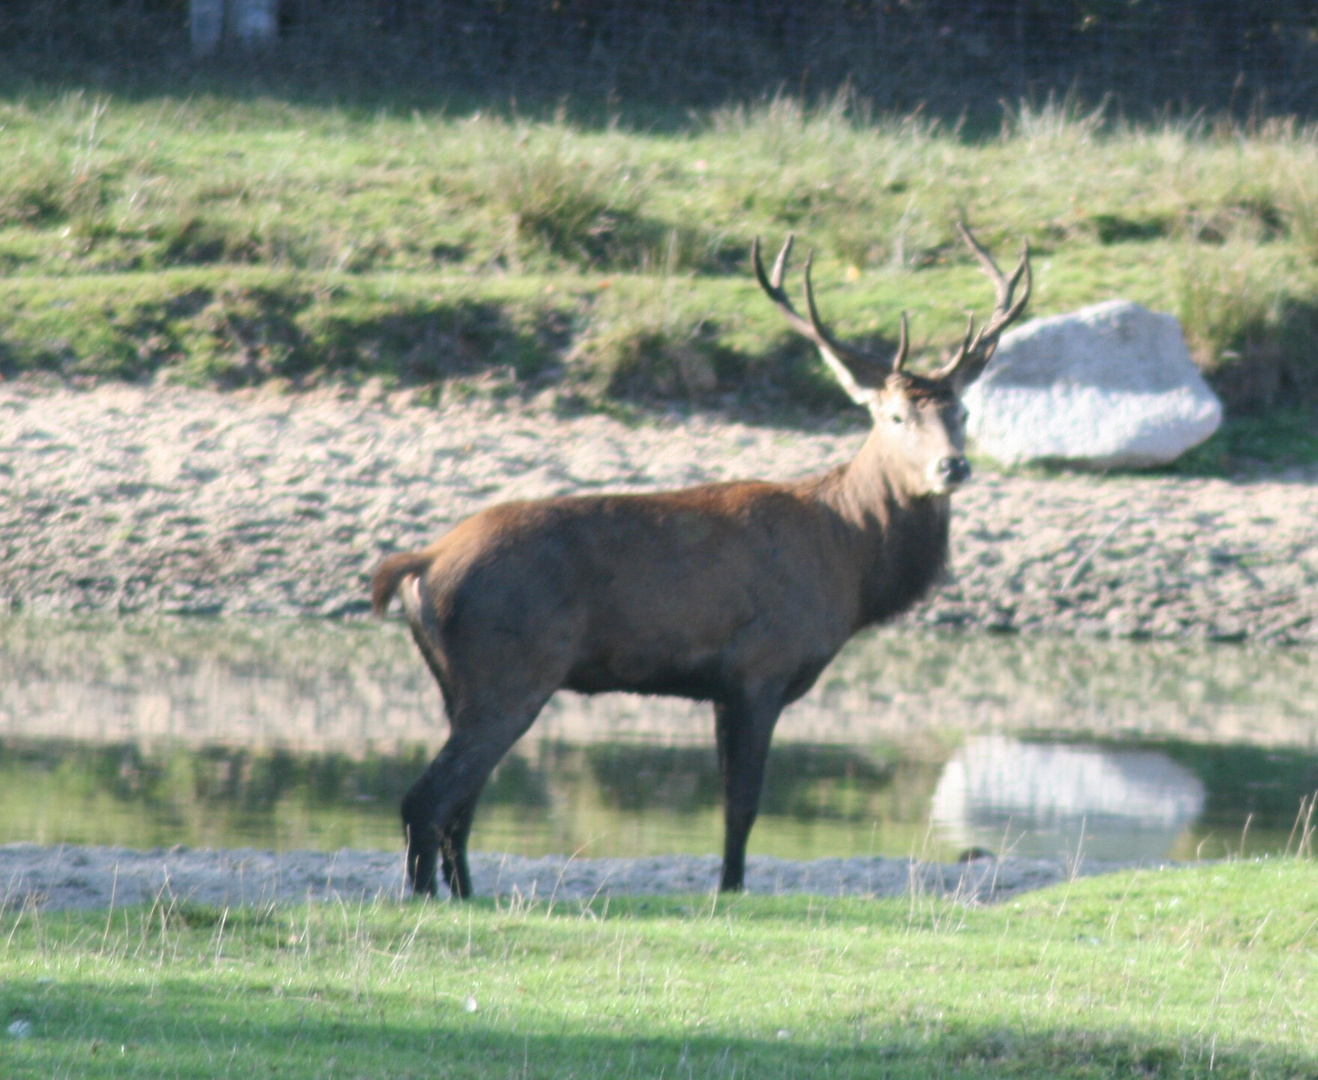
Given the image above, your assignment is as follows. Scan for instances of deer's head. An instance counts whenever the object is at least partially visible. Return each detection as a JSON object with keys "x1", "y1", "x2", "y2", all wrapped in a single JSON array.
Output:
[{"x1": 753, "y1": 223, "x2": 1030, "y2": 497}]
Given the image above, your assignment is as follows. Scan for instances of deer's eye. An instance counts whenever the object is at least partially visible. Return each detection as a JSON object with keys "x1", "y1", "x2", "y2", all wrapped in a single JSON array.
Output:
[{"x1": 890, "y1": 413, "x2": 904, "y2": 425}]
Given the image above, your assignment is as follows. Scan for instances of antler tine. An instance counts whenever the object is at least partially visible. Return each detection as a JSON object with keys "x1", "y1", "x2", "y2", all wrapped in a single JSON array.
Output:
[
  {"x1": 956, "y1": 311, "x2": 976, "y2": 359},
  {"x1": 937, "y1": 312, "x2": 977, "y2": 374},
  {"x1": 802, "y1": 254, "x2": 862, "y2": 366},
  {"x1": 751, "y1": 235, "x2": 812, "y2": 341},
  {"x1": 980, "y1": 244, "x2": 1031, "y2": 345},
  {"x1": 960, "y1": 223, "x2": 1033, "y2": 328},
  {"x1": 769, "y1": 234, "x2": 793, "y2": 290},
  {"x1": 1002, "y1": 245, "x2": 1033, "y2": 322},
  {"x1": 893, "y1": 312, "x2": 909, "y2": 373},
  {"x1": 955, "y1": 222, "x2": 1032, "y2": 313},
  {"x1": 956, "y1": 220, "x2": 1006, "y2": 295}
]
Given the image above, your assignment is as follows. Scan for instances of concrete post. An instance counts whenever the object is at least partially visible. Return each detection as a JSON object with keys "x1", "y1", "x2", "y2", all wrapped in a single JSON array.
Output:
[
  {"x1": 190, "y1": 0, "x2": 279, "y2": 55},
  {"x1": 190, "y1": 0, "x2": 226, "y2": 55}
]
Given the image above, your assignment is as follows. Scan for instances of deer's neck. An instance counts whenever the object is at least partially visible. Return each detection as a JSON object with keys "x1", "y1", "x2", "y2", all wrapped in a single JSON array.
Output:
[{"x1": 811, "y1": 439, "x2": 953, "y2": 629}]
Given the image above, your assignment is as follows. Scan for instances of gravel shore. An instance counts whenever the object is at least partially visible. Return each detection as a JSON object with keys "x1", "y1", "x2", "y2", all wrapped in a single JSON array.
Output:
[
  {"x1": 2, "y1": 381, "x2": 1315, "y2": 642},
  {"x1": 0, "y1": 843, "x2": 1152, "y2": 912}
]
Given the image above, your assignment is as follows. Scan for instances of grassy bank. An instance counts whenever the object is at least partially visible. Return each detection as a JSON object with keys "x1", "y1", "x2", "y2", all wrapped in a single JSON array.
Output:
[
  {"x1": 3, "y1": 91, "x2": 1318, "y2": 465},
  {"x1": 0, "y1": 861, "x2": 1315, "y2": 1078}
]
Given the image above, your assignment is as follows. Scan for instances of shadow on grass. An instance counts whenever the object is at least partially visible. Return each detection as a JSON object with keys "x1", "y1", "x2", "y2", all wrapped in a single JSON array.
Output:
[
  {"x1": 2, "y1": 976, "x2": 1309, "y2": 1080},
  {"x1": 0, "y1": 287, "x2": 563, "y2": 390},
  {"x1": 1172, "y1": 407, "x2": 1318, "y2": 476}
]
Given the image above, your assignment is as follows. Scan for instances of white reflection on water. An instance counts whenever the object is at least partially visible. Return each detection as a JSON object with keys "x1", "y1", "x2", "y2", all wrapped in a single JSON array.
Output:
[{"x1": 930, "y1": 736, "x2": 1206, "y2": 861}]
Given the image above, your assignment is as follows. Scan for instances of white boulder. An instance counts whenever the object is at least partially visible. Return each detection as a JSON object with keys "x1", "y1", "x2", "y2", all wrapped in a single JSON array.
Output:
[{"x1": 962, "y1": 299, "x2": 1222, "y2": 468}]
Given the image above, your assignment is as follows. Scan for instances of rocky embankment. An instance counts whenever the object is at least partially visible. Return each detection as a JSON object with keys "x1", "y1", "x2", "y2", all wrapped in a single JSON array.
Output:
[{"x1": 1, "y1": 381, "x2": 1316, "y2": 643}]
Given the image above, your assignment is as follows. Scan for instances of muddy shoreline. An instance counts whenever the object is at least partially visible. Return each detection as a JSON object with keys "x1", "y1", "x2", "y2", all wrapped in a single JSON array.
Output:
[{"x1": 2, "y1": 381, "x2": 1316, "y2": 642}]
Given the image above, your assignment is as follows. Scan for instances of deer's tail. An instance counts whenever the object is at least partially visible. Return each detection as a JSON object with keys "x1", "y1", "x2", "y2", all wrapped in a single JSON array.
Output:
[{"x1": 370, "y1": 551, "x2": 435, "y2": 616}]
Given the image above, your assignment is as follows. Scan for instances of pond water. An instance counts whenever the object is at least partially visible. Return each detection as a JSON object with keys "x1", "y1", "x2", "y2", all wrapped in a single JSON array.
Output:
[{"x1": 2, "y1": 617, "x2": 1316, "y2": 864}]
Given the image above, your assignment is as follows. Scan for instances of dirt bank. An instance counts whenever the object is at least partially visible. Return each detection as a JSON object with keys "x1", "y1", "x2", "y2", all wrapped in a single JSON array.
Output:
[{"x1": 2, "y1": 381, "x2": 1315, "y2": 642}]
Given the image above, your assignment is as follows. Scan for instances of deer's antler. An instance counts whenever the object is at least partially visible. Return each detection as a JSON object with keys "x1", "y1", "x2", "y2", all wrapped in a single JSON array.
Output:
[
  {"x1": 752, "y1": 235, "x2": 906, "y2": 405},
  {"x1": 930, "y1": 222, "x2": 1031, "y2": 388}
]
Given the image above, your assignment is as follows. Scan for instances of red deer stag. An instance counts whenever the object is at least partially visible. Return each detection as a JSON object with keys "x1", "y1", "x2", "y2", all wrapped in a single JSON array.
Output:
[{"x1": 372, "y1": 222, "x2": 1030, "y2": 899}]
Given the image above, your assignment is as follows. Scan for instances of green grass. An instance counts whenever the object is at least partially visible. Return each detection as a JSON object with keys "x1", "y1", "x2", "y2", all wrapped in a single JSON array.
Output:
[
  {"x1": 3, "y1": 91, "x2": 1318, "y2": 461},
  {"x1": 1, "y1": 861, "x2": 1315, "y2": 1078}
]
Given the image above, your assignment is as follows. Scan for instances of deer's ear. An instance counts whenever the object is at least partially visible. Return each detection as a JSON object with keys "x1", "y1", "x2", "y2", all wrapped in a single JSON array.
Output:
[{"x1": 860, "y1": 391, "x2": 888, "y2": 425}]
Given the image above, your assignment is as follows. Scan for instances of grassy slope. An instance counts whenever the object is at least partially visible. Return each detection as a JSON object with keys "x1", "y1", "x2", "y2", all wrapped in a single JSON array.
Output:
[
  {"x1": 3, "y1": 92, "x2": 1318, "y2": 466},
  {"x1": 1, "y1": 861, "x2": 1315, "y2": 1078}
]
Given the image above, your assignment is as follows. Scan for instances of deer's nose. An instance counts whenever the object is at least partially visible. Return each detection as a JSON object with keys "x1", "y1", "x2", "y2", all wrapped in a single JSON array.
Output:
[{"x1": 937, "y1": 456, "x2": 972, "y2": 486}]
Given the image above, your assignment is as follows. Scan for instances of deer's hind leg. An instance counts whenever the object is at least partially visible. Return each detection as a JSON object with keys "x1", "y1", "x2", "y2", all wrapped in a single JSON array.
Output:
[
  {"x1": 403, "y1": 780, "x2": 482, "y2": 900},
  {"x1": 401, "y1": 689, "x2": 551, "y2": 899},
  {"x1": 438, "y1": 788, "x2": 481, "y2": 899},
  {"x1": 398, "y1": 564, "x2": 579, "y2": 898}
]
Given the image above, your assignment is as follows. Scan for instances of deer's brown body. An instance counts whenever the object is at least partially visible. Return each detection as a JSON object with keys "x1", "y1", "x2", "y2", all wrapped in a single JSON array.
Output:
[{"x1": 372, "y1": 224, "x2": 1030, "y2": 899}]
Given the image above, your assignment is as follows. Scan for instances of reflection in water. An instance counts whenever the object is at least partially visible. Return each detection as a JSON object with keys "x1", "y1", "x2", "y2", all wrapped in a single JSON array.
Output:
[
  {"x1": 0, "y1": 737, "x2": 941, "y2": 861},
  {"x1": 474, "y1": 741, "x2": 946, "y2": 860},
  {"x1": 0, "y1": 739, "x2": 436, "y2": 852},
  {"x1": 583, "y1": 743, "x2": 893, "y2": 819},
  {"x1": 1, "y1": 616, "x2": 1317, "y2": 861},
  {"x1": 931, "y1": 736, "x2": 1206, "y2": 861}
]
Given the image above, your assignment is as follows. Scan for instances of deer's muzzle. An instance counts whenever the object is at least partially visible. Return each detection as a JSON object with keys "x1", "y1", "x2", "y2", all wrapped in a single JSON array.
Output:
[{"x1": 935, "y1": 455, "x2": 972, "y2": 489}]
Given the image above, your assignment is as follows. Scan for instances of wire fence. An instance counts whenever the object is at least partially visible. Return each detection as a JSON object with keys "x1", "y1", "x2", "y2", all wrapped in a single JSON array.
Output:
[{"x1": 6, "y1": 0, "x2": 1318, "y2": 121}]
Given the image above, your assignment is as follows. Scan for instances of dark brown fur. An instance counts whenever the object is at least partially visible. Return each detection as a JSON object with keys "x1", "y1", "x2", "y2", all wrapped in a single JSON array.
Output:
[{"x1": 373, "y1": 231, "x2": 1028, "y2": 898}]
